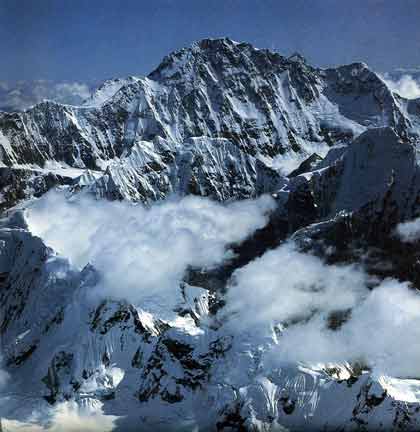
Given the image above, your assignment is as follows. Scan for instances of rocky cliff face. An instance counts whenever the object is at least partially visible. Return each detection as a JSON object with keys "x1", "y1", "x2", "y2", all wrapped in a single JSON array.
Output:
[{"x1": 2, "y1": 39, "x2": 420, "y2": 431}]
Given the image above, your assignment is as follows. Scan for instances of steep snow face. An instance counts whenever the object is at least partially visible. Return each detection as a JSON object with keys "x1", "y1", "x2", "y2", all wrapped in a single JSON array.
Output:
[
  {"x1": 87, "y1": 136, "x2": 287, "y2": 203},
  {"x1": 332, "y1": 127, "x2": 417, "y2": 213},
  {"x1": 281, "y1": 127, "x2": 420, "y2": 224}
]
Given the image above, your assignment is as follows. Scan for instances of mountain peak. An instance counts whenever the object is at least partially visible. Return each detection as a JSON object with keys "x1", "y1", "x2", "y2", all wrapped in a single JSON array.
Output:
[
  {"x1": 83, "y1": 76, "x2": 141, "y2": 107},
  {"x1": 288, "y1": 52, "x2": 307, "y2": 64},
  {"x1": 148, "y1": 37, "x2": 287, "y2": 82},
  {"x1": 192, "y1": 36, "x2": 241, "y2": 49}
]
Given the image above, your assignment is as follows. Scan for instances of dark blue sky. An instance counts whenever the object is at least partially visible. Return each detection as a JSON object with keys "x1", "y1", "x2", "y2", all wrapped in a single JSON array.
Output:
[{"x1": 1, "y1": 0, "x2": 419, "y2": 81}]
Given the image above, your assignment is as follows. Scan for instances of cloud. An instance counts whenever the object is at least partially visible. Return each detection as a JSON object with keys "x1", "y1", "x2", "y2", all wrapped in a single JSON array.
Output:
[
  {"x1": 25, "y1": 191, "x2": 275, "y2": 310},
  {"x1": 0, "y1": 366, "x2": 8, "y2": 389},
  {"x1": 271, "y1": 153, "x2": 305, "y2": 176},
  {"x1": 0, "y1": 352, "x2": 9, "y2": 401},
  {"x1": 2, "y1": 401, "x2": 116, "y2": 432},
  {"x1": 382, "y1": 74, "x2": 420, "y2": 99},
  {"x1": 271, "y1": 141, "x2": 329, "y2": 176},
  {"x1": 225, "y1": 241, "x2": 420, "y2": 377},
  {"x1": 396, "y1": 217, "x2": 420, "y2": 242},
  {"x1": 0, "y1": 80, "x2": 93, "y2": 111},
  {"x1": 225, "y1": 242, "x2": 369, "y2": 329},
  {"x1": 37, "y1": 82, "x2": 91, "y2": 104},
  {"x1": 22, "y1": 190, "x2": 420, "y2": 405},
  {"x1": 273, "y1": 279, "x2": 420, "y2": 378}
]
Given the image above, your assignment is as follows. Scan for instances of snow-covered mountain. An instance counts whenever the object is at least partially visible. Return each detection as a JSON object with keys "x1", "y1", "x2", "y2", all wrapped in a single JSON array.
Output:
[
  {"x1": 1, "y1": 38, "x2": 419, "y2": 205},
  {"x1": 2, "y1": 38, "x2": 420, "y2": 431}
]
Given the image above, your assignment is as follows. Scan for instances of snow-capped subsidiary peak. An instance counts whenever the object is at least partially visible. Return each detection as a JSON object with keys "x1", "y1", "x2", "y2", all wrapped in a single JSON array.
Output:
[
  {"x1": 82, "y1": 76, "x2": 141, "y2": 107},
  {"x1": 322, "y1": 62, "x2": 412, "y2": 134},
  {"x1": 292, "y1": 126, "x2": 419, "y2": 219},
  {"x1": 287, "y1": 51, "x2": 307, "y2": 63},
  {"x1": 334, "y1": 127, "x2": 416, "y2": 212}
]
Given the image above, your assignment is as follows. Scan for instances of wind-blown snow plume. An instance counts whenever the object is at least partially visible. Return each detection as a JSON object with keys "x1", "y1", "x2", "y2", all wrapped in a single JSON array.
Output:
[
  {"x1": 25, "y1": 191, "x2": 275, "y2": 308},
  {"x1": 226, "y1": 241, "x2": 420, "y2": 377}
]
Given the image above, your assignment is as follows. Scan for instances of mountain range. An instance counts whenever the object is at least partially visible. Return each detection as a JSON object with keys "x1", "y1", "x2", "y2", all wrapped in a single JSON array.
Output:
[{"x1": 1, "y1": 38, "x2": 420, "y2": 431}]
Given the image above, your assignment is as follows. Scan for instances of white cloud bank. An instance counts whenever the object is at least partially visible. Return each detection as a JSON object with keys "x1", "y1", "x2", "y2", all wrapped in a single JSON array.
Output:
[
  {"x1": 25, "y1": 191, "x2": 275, "y2": 308},
  {"x1": 2, "y1": 401, "x2": 116, "y2": 432},
  {"x1": 0, "y1": 357, "x2": 8, "y2": 390},
  {"x1": 0, "y1": 80, "x2": 93, "y2": 112},
  {"x1": 226, "y1": 242, "x2": 369, "y2": 327},
  {"x1": 396, "y1": 217, "x2": 420, "y2": 242},
  {"x1": 226, "y1": 241, "x2": 420, "y2": 378},
  {"x1": 382, "y1": 74, "x2": 420, "y2": 99},
  {"x1": 23, "y1": 189, "x2": 420, "y2": 399}
]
